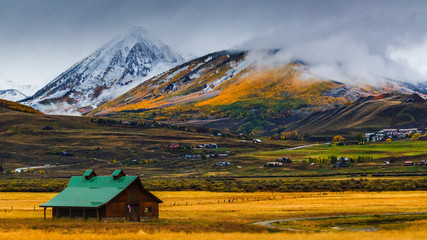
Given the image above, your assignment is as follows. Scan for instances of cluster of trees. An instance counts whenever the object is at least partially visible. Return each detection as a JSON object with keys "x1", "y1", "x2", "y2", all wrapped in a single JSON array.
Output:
[
  {"x1": 0, "y1": 178, "x2": 67, "y2": 192},
  {"x1": 0, "y1": 178, "x2": 425, "y2": 192},
  {"x1": 112, "y1": 96, "x2": 311, "y2": 134},
  {"x1": 0, "y1": 99, "x2": 42, "y2": 114},
  {"x1": 411, "y1": 133, "x2": 421, "y2": 141},
  {"x1": 307, "y1": 155, "x2": 374, "y2": 165},
  {"x1": 271, "y1": 131, "x2": 301, "y2": 140},
  {"x1": 140, "y1": 178, "x2": 426, "y2": 192},
  {"x1": 332, "y1": 135, "x2": 346, "y2": 142},
  {"x1": 119, "y1": 158, "x2": 152, "y2": 166},
  {"x1": 129, "y1": 97, "x2": 307, "y2": 125}
]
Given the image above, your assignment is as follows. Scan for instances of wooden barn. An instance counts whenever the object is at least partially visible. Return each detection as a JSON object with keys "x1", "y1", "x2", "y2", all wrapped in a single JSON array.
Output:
[{"x1": 40, "y1": 170, "x2": 162, "y2": 221}]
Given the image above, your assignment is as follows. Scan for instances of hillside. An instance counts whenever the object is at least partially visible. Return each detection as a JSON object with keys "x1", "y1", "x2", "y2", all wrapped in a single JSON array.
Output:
[
  {"x1": 91, "y1": 50, "x2": 365, "y2": 134},
  {"x1": 2, "y1": 106, "x2": 427, "y2": 181},
  {"x1": 0, "y1": 99, "x2": 41, "y2": 114},
  {"x1": 285, "y1": 93, "x2": 427, "y2": 138},
  {"x1": 0, "y1": 106, "x2": 295, "y2": 178}
]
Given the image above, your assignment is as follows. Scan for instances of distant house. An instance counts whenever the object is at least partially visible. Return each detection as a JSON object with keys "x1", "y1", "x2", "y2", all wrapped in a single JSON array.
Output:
[
  {"x1": 253, "y1": 139, "x2": 262, "y2": 143},
  {"x1": 275, "y1": 157, "x2": 292, "y2": 163},
  {"x1": 169, "y1": 143, "x2": 180, "y2": 148},
  {"x1": 215, "y1": 161, "x2": 231, "y2": 167},
  {"x1": 198, "y1": 143, "x2": 218, "y2": 149},
  {"x1": 417, "y1": 160, "x2": 427, "y2": 165},
  {"x1": 365, "y1": 127, "x2": 420, "y2": 142},
  {"x1": 335, "y1": 157, "x2": 349, "y2": 168},
  {"x1": 266, "y1": 162, "x2": 282, "y2": 167},
  {"x1": 404, "y1": 161, "x2": 414, "y2": 166},
  {"x1": 40, "y1": 170, "x2": 162, "y2": 221},
  {"x1": 184, "y1": 155, "x2": 201, "y2": 160},
  {"x1": 217, "y1": 153, "x2": 229, "y2": 157}
]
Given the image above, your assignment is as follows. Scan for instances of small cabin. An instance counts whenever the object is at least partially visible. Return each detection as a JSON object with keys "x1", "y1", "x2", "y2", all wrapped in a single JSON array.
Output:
[
  {"x1": 404, "y1": 161, "x2": 414, "y2": 166},
  {"x1": 266, "y1": 162, "x2": 283, "y2": 167},
  {"x1": 40, "y1": 170, "x2": 162, "y2": 221}
]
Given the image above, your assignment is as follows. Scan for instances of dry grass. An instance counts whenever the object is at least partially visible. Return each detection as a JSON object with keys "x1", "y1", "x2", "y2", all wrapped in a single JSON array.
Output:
[
  {"x1": 1, "y1": 228, "x2": 427, "y2": 240},
  {"x1": 0, "y1": 191, "x2": 426, "y2": 239}
]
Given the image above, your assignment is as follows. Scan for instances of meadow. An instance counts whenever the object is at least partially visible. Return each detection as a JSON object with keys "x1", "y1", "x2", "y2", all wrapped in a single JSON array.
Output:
[
  {"x1": 0, "y1": 191, "x2": 426, "y2": 239},
  {"x1": 248, "y1": 140, "x2": 427, "y2": 161}
]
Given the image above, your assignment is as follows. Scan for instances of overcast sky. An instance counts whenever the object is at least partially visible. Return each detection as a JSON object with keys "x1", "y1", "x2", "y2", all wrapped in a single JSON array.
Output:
[{"x1": 1, "y1": 0, "x2": 427, "y2": 93}]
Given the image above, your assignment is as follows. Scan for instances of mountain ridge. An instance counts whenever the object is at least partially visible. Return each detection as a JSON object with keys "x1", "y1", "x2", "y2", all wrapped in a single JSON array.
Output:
[
  {"x1": 89, "y1": 50, "x2": 370, "y2": 134},
  {"x1": 22, "y1": 27, "x2": 184, "y2": 115}
]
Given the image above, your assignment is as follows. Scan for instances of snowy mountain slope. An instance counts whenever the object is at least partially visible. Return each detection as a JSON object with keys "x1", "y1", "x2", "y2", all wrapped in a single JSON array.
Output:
[
  {"x1": 0, "y1": 89, "x2": 27, "y2": 101},
  {"x1": 90, "y1": 50, "x2": 363, "y2": 119},
  {"x1": 23, "y1": 27, "x2": 183, "y2": 115},
  {"x1": 90, "y1": 50, "x2": 252, "y2": 115}
]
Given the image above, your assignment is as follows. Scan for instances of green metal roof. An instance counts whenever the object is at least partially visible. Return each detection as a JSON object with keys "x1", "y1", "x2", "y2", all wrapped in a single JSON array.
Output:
[{"x1": 40, "y1": 175, "x2": 138, "y2": 208}]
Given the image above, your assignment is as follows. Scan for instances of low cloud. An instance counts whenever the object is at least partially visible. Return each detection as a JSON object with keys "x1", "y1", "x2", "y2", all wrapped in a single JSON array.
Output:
[
  {"x1": 235, "y1": 2, "x2": 427, "y2": 88},
  {"x1": 240, "y1": 31, "x2": 427, "y2": 88}
]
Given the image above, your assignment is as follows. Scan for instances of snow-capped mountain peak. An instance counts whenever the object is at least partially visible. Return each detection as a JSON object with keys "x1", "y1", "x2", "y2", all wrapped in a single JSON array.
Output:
[
  {"x1": 23, "y1": 27, "x2": 184, "y2": 115},
  {"x1": 0, "y1": 89, "x2": 27, "y2": 102}
]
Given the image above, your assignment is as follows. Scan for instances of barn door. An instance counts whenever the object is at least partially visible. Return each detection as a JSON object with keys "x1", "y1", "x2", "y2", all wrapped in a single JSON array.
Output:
[{"x1": 128, "y1": 204, "x2": 140, "y2": 222}]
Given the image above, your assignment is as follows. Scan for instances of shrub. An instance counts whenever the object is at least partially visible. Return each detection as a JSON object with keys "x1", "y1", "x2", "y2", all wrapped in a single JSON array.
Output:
[{"x1": 332, "y1": 135, "x2": 346, "y2": 142}]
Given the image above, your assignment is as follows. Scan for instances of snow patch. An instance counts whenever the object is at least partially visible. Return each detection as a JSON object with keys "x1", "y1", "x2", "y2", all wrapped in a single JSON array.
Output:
[
  {"x1": 204, "y1": 56, "x2": 213, "y2": 62},
  {"x1": 203, "y1": 60, "x2": 251, "y2": 92}
]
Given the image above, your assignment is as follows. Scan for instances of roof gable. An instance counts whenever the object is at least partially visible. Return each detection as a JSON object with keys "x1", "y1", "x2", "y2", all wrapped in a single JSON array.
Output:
[
  {"x1": 83, "y1": 170, "x2": 97, "y2": 180},
  {"x1": 112, "y1": 169, "x2": 126, "y2": 179}
]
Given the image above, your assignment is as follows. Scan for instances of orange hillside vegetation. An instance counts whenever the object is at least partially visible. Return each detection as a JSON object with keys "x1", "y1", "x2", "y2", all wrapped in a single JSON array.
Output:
[{"x1": 197, "y1": 64, "x2": 345, "y2": 107}]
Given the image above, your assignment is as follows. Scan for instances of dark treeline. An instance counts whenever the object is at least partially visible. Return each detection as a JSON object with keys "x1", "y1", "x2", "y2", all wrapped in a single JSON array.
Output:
[{"x1": 0, "y1": 177, "x2": 426, "y2": 192}]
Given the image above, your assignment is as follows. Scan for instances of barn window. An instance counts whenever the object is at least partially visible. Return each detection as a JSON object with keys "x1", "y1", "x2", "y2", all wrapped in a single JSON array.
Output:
[{"x1": 145, "y1": 207, "x2": 152, "y2": 213}]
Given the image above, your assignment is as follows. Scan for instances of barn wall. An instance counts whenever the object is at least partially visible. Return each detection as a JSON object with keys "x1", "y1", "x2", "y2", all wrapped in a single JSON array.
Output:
[
  {"x1": 105, "y1": 181, "x2": 159, "y2": 219},
  {"x1": 140, "y1": 201, "x2": 159, "y2": 218}
]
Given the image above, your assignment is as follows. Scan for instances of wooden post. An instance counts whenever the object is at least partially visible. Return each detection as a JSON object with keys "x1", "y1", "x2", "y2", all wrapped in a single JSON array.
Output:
[
  {"x1": 69, "y1": 208, "x2": 72, "y2": 218},
  {"x1": 44, "y1": 207, "x2": 46, "y2": 221},
  {"x1": 83, "y1": 208, "x2": 86, "y2": 219},
  {"x1": 96, "y1": 208, "x2": 99, "y2": 221}
]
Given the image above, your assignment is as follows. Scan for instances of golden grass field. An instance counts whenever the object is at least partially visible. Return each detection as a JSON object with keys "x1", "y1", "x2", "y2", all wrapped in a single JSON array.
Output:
[{"x1": 0, "y1": 191, "x2": 426, "y2": 240}]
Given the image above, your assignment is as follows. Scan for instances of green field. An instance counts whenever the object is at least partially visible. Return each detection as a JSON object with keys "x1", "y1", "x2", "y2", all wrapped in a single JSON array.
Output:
[{"x1": 249, "y1": 140, "x2": 427, "y2": 161}]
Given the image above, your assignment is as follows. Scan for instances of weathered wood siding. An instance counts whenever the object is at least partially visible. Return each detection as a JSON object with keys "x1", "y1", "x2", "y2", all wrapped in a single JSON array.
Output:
[{"x1": 105, "y1": 180, "x2": 159, "y2": 219}]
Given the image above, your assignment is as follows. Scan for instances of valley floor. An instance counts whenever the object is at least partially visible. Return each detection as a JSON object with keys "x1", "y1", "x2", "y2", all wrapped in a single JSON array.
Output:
[{"x1": 0, "y1": 191, "x2": 426, "y2": 239}]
